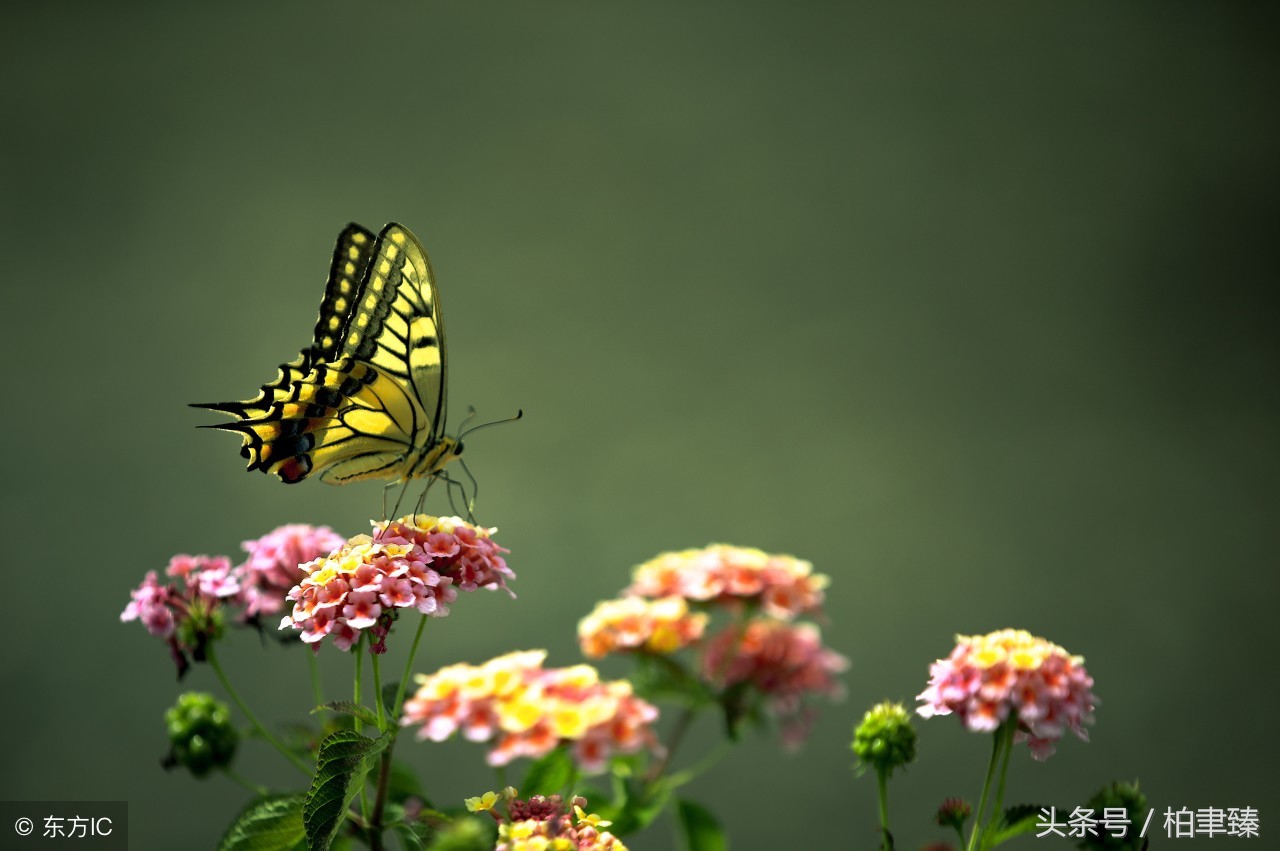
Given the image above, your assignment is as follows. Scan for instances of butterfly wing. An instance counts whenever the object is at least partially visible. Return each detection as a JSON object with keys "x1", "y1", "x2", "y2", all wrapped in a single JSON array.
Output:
[
  {"x1": 196, "y1": 223, "x2": 453, "y2": 485},
  {"x1": 192, "y1": 223, "x2": 376, "y2": 424}
]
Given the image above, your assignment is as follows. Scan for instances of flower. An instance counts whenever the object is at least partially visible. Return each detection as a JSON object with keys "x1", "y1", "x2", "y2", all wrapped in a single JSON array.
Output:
[
  {"x1": 852, "y1": 701, "x2": 917, "y2": 778},
  {"x1": 916, "y1": 629, "x2": 1098, "y2": 760},
  {"x1": 403, "y1": 651, "x2": 659, "y2": 773},
  {"x1": 625, "y1": 545, "x2": 827, "y2": 619},
  {"x1": 279, "y1": 514, "x2": 514, "y2": 652},
  {"x1": 578, "y1": 596, "x2": 708, "y2": 658},
  {"x1": 701, "y1": 619, "x2": 848, "y2": 745},
  {"x1": 121, "y1": 554, "x2": 241, "y2": 675},
  {"x1": 238, "y1": 523, "x2": 346, "y2": 618},
  {"x1": 482, "y1": 794, "x2": 628, "y2": 851}
]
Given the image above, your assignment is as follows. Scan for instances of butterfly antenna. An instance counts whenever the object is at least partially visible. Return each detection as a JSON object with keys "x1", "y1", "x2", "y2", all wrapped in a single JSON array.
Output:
[
  {"x1": 455, "y1": 405, "x2": 478, "y2": 438},
  {"x1": 459, "y1": 409, "x2": 524, "y2": 441}
]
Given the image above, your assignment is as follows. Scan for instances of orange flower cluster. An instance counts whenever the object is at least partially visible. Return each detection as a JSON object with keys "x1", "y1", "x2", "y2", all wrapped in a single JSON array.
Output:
[
  {"x1": 402, "y1": 651, "x2": 658, "y2": 773},
  {"x1": 578, "y1": 596, "x2": 708, "y2": 658},
  {"x1": 624, "y1": 545, "x2": 826, "y2": 619}
]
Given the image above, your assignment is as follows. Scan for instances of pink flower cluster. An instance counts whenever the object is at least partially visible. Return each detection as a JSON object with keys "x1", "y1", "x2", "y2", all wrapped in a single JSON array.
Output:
[
  {"x1": 578, "y1": 596, "x2": 708, "y2": 658},
  {"x1": 625, "y1": 545, "x2": 827, "y2": 619},
  {"x1": 280, "y1": 515, "x2": 514, "y2": 652},
  {"x1": 702, "y1": 620, "x2": 848, "y2": 745},
  {"x1": 121, "y1": 555, "x2": 240, "y2": 638},
  {"x1": 916, "y1": 629, "x2": 1098, "y2": 760},
  {"x1": 238, "y1": 523, "x2": 345, "y2": 618},
  {"x1": 402, "y1": 650, "x2": 658, "y2": 773},
  {"x1": 120, "y1": 554, "x2": 242, "y2": 674}
]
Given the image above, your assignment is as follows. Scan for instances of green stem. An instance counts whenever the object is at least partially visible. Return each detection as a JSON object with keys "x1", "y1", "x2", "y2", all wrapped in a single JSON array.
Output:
[
  {"x1": 392, "y1": 615, "x2": 429, "y2": 722},
  {"x1": 664, "y1": 740, "x2": 731, "y2": 789},
  {"x1": 308, "y1": 651, "x2": 323, "y2": 708},
  {"x1": 645, "y1": 706, "x2": 697, "y2": 783},
  {"x1": 990, "y1": 720, "x2": 1017, "y2": 830},
  {"x1": 206, "y1": 645, "x2": 310, "y2": 775},
  {"x1": 876, "y1": 767, "x2": 891, "y2": 850},
  {"x1": 221, "y1": 767, "x2": 269, "y2": 796},
  {"x1": 372, "y1": 651, "x2": 386, "y2": 732},
  {"x1": 966, "y1": 722, "x2": 1007, "y2": 851},
  {"x1": 354, "y1": 636, "x2": 365, "y2": 732}
]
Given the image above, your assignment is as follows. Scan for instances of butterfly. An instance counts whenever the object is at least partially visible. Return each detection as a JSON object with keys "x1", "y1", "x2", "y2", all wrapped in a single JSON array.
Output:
[{"x1": 193, "y1": 222, "x2": 464, "y2": 486}]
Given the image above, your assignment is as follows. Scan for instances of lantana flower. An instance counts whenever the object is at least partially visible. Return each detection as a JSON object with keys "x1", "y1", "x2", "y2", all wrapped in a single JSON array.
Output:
[
  {"x1": 701, "y1": 619, "x2": 848, "y2": 746},
  {"x1": 916, "y1": 628, "x2": 1097, "y2": 760},
  {"x1": 475, "y1": 792, "x2": 628, "y2": 851},
  {"x1": 578, "y1": 596, "x2": 708, "y2": 658},
  {"x1": 625, "y1": 545, "x2": 827, "y2": 619},
  {"x1": 238, "y1": 523, "x2": 345, "y2": 618},
  {"x1": 121, "y1": 554, "x2": 241, "y2": 675},
  {"x1": 402, "y1": 650, "x2": 659, "y2": 773},
  {"x1": 279, "y1": 514, "x2": 514, "y2": 653}
]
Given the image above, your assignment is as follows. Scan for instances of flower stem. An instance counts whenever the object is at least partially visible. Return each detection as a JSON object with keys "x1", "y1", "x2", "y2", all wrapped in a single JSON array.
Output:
[
  {"x1": 876, "y1": 766, "x2": 891, "y2": 850},
  {"x1": 989, "y1": 719, "x2": 1017, "y2": 838},
  {"x1": 645, "y1": 706, "x2": 697, "y2": 783},
  {"x1": 354, "y1": 637, "x2": 365, "y2": 732},
  {"x1": 221, "y1": 767, "x2": 269, "y2": 796},
  {"x1": 206, "y1": 645, "x2": 310, "y2": 775},
  {"x1": 966, "y1": 721, "x2": 1007, "y2": 851},
  {"x1": 392, "y1": 616, "x2": 429, "y2": 724},
  {"x1": 372, "y1": 651, "x2": 386, "y2": 732}
]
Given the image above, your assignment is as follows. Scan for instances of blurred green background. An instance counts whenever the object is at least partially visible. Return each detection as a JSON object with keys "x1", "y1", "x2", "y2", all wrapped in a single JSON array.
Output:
[{"x1": 3, "y1": 3, "x2": 1276, "y2": 848}]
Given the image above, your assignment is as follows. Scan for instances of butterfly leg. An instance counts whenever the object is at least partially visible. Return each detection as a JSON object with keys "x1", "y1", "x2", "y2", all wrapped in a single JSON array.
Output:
[{"x1": 389, "y1": 477, "x2": 414, "y2": 521}]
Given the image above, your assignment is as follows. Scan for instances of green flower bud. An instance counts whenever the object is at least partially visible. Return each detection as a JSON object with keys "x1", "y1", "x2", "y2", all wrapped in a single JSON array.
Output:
[
  {"x1": 164, "y1": 692, "x2": 238, "y2": 778},
  {"x1": 852, "y1": 701, "x2": 917, "y2": 777},
  {"x1": 1076, "y1": 781, "x2": 1148, "y2": 851}
]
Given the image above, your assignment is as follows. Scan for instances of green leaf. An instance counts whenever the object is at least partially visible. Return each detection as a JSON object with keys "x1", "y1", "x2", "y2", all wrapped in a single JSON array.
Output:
[
  {"x1": 675, "y1": 798, "x2": 727, "y2": 851},
  {"x1": 985, "y1": 804, "x2": 1052, "y2": 847},
  {"x1": 217, "y1": 794, "x2": 305, "y2": 851},
  {"x1": 520, "y1": 745, "x2": 575, "y2": 797},
  {"x1": 313, "y1": 701, "x2": 380, "y2": 728},
  {"x1": 302, "y1": 729, "x2": 391, "y2": 850}
]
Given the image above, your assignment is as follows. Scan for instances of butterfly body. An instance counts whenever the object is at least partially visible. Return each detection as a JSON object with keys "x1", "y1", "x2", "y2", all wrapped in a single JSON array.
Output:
[{"x1": 195, "y1": 223, "x2": 460, "y2": 486}]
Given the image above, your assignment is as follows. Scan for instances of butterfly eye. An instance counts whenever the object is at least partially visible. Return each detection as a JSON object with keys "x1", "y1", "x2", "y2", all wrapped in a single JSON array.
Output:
[{"x1": 454, "y1": 441, "x2": 465, "y2": 456}]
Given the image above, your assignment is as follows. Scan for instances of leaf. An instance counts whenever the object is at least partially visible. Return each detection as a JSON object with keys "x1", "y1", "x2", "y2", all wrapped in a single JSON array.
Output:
[
  {"x1": 985, "y1": 803, "x2": 1053, "y2": 847},
  {"x1": 302, "y1": 729, "x2": 391, "y2": 850},
  {"x1": 217, "y1": 794, "x2": 305, "y2": 851},
  {"x1": 520, "y1": 746, "x2": 575, "y2": 797},
  {"x1": 675, "y1": 798, "x2": 727, "y2": 851},
  {"x1": 313, "y1": 701, "x2": 379, "y2": 728}
]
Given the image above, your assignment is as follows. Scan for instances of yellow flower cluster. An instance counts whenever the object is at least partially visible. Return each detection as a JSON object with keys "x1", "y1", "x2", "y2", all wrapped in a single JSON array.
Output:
[
  {"x1": 954, "y1": 628, "x2": 1085, "y2": 671},
  {"x1": 578, "y1": 596, "x2": 708, "y2": 658}
]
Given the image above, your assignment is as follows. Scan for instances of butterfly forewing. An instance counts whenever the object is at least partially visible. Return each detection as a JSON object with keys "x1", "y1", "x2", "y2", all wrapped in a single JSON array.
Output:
[{"x1": 194, "y1": 222, "x2": 455, "y2": 486}]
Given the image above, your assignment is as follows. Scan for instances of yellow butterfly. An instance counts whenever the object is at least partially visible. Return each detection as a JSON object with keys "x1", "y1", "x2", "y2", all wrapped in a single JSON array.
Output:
[{"x1": 194, "y1": 222, "x2": 464, "y2": 486}]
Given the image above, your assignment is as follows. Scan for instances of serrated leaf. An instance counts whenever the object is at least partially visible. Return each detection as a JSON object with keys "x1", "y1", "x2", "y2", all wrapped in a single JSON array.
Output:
[
  {"x1": 676, "y1": 798, "x2": 727, "y2": 851},
  {"x1": 520, "y1": 745, "x2": 575, "y2": 797},
  {"x1": 302, "y1": 729, "x2": 391, "y2": 850},
  {"x1": 218, "y1": 794, "x2": 306, "y2": 851},
  {"x1": 314, "y1": 701, "x2": 379, "y2": 728}
]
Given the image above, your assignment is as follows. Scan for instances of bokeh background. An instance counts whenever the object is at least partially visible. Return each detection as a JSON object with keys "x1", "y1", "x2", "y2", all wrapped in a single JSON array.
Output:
[{"x1": 3, "y1": 3, "x2": 1276, "y2": 848}]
